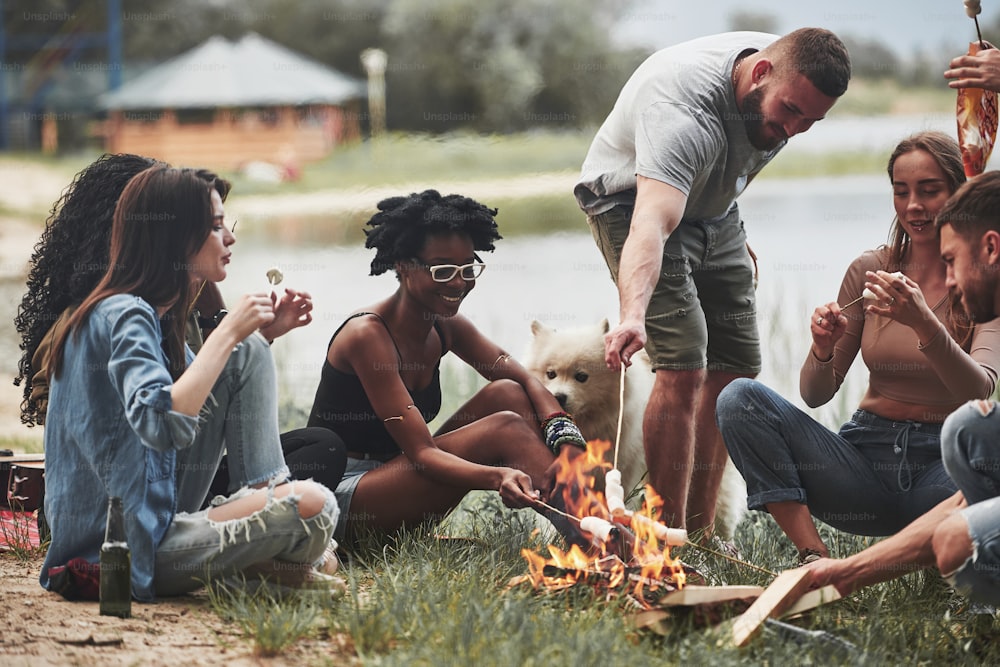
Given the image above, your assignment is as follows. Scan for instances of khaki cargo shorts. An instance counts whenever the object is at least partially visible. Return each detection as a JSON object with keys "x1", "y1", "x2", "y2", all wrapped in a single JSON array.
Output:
[{"x1": 588, "y1": 204, "x2": 760, "y2": 374}]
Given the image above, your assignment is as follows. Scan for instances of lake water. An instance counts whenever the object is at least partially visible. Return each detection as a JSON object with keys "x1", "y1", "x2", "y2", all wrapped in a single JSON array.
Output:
[{"x1": 224, "y1": 172, "x2": 894, "y2": 428}]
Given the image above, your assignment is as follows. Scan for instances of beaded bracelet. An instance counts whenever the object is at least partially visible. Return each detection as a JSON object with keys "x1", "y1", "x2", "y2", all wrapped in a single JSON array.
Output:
[
  {"x1": 540, "y1": 410, "x2": 571, "y2": 431},
  {"x1": 541, "y1": 413, "x2": 587, "y2": 455}
]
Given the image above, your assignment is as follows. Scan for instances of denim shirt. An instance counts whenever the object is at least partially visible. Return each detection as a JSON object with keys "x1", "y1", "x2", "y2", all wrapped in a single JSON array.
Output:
[{"x1": 40, "y1": 295, "x2": 199, "y2": 601}]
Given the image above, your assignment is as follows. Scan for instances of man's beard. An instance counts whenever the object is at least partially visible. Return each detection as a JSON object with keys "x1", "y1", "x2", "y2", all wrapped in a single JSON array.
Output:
[
  {"x1": 742, "y1": 86, "x2": 784, "y2": 151},
  {"x1": 960, "y1": 270, "x2": 1000, "y2": 323}
]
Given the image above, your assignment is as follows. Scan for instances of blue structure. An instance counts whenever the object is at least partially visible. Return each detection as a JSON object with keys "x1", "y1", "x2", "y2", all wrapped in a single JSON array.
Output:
[{"x1": 0, "y1": 0, "x2": 121, "y2": 149}]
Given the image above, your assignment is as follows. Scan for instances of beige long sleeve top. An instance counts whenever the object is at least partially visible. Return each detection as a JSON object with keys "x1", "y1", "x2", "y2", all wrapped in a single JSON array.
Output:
[{"x1": 800, "y1": 249, "x2": 1000, "y2": 423}]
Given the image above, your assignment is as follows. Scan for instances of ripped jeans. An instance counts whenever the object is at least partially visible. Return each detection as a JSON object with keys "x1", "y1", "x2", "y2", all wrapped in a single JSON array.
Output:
[
  {"x1": 153, "y1": 477, "x2": 338, "y2": 596},
  {"x1": 941, "y1": 401, "x2": 1000, "y2": 604},
  {"x1": 174, "y1": 333, "x2": 289, "y2": 513}
]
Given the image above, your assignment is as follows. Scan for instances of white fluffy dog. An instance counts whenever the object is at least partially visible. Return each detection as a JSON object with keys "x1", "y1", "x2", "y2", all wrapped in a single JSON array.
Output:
[{"x1": 523, "y1": 318, "x2": 747, "y2": 540}]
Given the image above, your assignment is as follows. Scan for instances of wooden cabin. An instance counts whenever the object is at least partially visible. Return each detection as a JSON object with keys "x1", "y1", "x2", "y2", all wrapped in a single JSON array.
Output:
[{"x1": 99, "y1": 33, "x2": 364, "y2": 171}]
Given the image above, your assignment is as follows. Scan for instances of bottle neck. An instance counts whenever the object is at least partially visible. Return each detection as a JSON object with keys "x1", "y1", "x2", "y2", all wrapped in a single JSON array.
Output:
[{"x1": 105, "y1": 496, "x2": 126, "y2": 544}]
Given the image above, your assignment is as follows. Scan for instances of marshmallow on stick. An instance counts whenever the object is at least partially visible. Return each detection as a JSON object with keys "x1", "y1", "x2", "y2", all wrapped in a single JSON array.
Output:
[
  {"x1": 861, "y1": 270, "x2": 905, "y2": 300},
  {"x1": 266, "y1": 266, "x2": 284, "y2": 298},
  {"x1": 842, "y1": 271, "x2": 905, "y2": 308},
  {"x1": 605, "y1": 470, "x2": 687, "y2": 545},
  {"x1": 266, "y1": 266, "x2": 284, "y2": 287},
  {"x1": 579, "y1": 516, "x2": 616, "y2": 543},
  {"x1": 628, "y1": 513, "x2": 688, "y2": 547},
  {"x1": 605, "y1": 469, "x2": 627, "y2": 516}
]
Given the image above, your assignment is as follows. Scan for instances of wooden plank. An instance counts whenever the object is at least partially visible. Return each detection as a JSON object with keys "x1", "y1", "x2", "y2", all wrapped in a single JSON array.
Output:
[
  {"x1": 732, "y1": 569, "x2": 812, "y2": 647},
  {"x1": 781, "y1": 584, "x2": 842, "y2": 618},
  {"x1": 0, "y1": 454, "x2": 45, "y2": 463},
  {"x1": 658, "y1": 585, "x2": 764, "y2": 607}
]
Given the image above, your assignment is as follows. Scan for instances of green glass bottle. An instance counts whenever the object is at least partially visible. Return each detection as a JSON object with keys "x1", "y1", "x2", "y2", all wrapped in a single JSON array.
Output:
[{"x1": 99, "y1": 496, "x2": 131, "y2": 618}]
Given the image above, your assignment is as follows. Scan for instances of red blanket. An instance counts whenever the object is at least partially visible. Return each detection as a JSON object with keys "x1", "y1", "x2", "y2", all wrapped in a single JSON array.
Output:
[{"x1": 0, "y1": 510, "x2": 42, "y2": 550}]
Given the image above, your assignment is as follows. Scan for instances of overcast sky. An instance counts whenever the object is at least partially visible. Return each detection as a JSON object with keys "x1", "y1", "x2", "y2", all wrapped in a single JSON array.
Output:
[{"x1": 616, "y1": 0, "x2": 990, "y2": 60}]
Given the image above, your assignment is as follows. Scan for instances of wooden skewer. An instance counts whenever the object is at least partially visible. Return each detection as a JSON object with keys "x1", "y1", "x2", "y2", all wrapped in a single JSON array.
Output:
[
  {"x1": 682, "y1": 540, "x2": 777, "y2": 577},
  {"x1": 840, "y1": 294, "x2": 865, "y2": 309},
  {"x1": 535, "y1": 499, "x2": 581, "y2": 524},
  {"x1": 976, "y1": 15, "x2": 985, "y2": 47},
  {"x1": 613, "y1": 364, "x2": 626, "y2": 470}
]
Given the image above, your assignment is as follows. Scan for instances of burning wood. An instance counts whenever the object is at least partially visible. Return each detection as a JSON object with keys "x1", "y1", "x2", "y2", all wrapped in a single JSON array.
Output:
[
  {"x1": 515, "y1": 440, "x2": 688, "y2": 605},
  {"x1": 509, "y1": 439, "x2": 844, "y2": 638}
]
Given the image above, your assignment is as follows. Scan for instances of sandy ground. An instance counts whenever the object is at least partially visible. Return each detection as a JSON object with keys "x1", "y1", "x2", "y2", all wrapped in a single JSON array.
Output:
[{"x1": 0, "y1": 552, "x2": 357, "y2": 666}]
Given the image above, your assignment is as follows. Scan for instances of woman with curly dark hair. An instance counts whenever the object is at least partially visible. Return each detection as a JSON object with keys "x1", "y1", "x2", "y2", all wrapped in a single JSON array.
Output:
[
  {"x1": 14, "y1": 153, "x2": 347, "y2": 517},
  {"x1": 40, "y1": 165, "x2": 339, "y2": 600},
  {"x1": 15, "y1": 153, "x2": 163, "y2": 427},
  {"x1": 308, "y1": 189, "x2": 588, "y2": 543}
]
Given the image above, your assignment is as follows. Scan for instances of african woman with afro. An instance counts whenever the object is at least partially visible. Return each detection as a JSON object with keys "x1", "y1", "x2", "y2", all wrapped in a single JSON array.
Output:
[{"x1": 308, "y1": 189, "x2": 588, "y2": 544}]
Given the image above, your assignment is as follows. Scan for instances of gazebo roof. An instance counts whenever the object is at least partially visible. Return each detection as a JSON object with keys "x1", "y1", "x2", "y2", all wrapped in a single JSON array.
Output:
[{"x1": 100, "y1": 32, "x2": 364, "y2": 110}]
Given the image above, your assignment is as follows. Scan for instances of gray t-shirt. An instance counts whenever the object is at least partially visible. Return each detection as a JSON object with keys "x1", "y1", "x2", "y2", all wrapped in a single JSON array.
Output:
[{"x1": 575, "y1": 31, "x2": 782, "y2": 222}]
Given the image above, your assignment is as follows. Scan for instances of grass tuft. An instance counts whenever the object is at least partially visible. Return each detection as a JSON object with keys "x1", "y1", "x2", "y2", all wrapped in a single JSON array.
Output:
[
  {"x1": 0, "y1": 501, "x2": 47, "y2": 562},
  {"x1": 205, "y1": 577, "x2": 327, "y2": 657}
]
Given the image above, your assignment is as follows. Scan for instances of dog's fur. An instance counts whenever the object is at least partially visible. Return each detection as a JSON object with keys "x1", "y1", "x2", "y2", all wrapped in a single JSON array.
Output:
[{"x1": 523, "y1": 319, "x2": 747, "y2": 540}]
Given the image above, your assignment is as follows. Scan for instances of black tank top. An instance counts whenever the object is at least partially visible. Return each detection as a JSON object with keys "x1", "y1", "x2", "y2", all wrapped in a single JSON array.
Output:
[{"x1": 307, "y1": 312, "x2": 445, "y2": 456}]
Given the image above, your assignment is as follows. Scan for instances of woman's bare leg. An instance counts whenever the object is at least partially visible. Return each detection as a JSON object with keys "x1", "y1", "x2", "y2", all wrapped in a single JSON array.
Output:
[{"x1": 349, "y1": 410, "x2": 554, "y2": 533}]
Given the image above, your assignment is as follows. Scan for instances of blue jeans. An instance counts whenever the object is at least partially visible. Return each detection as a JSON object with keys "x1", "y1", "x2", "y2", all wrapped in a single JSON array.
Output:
[
  {"x1": 941, "y1": 401, "x2": 1000, "y2": 603},
  {"x1": 154, "y1": 479, "x2": 337, "y2": 596},
  {"x1": 174, "y1": 333, "x2": 289, "y2": 513},
  {"x1": 717, "y1": 378, "x2": 956, "y2": 536},
  {"x1": 152, "y1": 333, "x2": 335, "y2": 597}
]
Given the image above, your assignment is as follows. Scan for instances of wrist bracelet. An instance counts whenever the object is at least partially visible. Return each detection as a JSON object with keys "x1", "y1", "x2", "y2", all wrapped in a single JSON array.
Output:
[
  {"x1": 917, "y1": 326, "x2": 943, "y2": 350},
  {"x1": 540, "y1": 410, "x2": 571, "y2": 430},
  {"x1": 542, "y1": 414, "x2": 587, "y2": 455}
]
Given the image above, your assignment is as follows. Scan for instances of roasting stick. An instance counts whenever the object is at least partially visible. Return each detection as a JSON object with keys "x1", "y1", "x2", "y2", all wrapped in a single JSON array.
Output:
[
  {"x1": 605, "y1": 365, "x2": 627, "y2": 515},
  {"x1": 840, "y1": 294, "x2": 865, "y2": 309},
  {"x1": 613, "y1": 364, "x2": 626, "y2": 470},
  {"x1": 535, "y1": 499, "x2": 582, "y2": 525},
  {"x1": 603, "y1": 365, "x2": 690, "y2": 546},
  {"x1": 967, "y1": 0, "x2": 985, "y2": 46},
  {"x1": 683, "y1": 540, "x2": 777, "y2": 577},
  {"x1": 610, "y1": 354, "x2": 774, "y2": 573}
]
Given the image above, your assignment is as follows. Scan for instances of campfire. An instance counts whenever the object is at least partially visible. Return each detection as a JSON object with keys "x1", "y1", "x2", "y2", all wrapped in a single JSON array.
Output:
[
  {"x1": 510, "y1": 440, "x2": 845, "y2": 644},
  {"x1": 514, "y1": 440, "x2": 689, "y2": 606}
]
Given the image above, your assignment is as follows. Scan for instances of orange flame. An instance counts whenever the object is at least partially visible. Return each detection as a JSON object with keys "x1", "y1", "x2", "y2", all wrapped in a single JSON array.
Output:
[
  {"x1": 521, "y1": 440, "x2": 686, "y2": 601},
  {"x1": 551, "y1": 438, "x2": 612, "y2": 523}
]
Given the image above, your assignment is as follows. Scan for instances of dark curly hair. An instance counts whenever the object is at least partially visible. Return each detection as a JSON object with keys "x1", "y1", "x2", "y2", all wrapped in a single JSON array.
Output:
[
  {"x1": 363, "y1": 189, "x2": 501, "y2": 276},
  {"x1": 13, "y1": 153, "x2": 231, "y2": 426}
]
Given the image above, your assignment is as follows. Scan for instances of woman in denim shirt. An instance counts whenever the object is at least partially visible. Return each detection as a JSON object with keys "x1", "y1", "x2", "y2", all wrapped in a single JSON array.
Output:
[
  {"x1": 39, "y1": 166, "x2": 339, "y2": 601},
  {"x1": 15, "y1": 153, "x2": 347, "y2": 527}
]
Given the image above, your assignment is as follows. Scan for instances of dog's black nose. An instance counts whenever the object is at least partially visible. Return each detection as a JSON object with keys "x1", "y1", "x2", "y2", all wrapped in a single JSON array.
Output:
[{"x1": 555, "y1": 393, "x2": 568, "y2": 408}]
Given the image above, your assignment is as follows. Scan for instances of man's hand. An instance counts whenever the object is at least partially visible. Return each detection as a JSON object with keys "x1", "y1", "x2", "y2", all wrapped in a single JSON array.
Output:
[
  {"x1": 945, "y1": 44, "x2": 1000, "y2": 91},
  {"x1": 604, "y1": 318, "x2": 646, "y2": 370}
]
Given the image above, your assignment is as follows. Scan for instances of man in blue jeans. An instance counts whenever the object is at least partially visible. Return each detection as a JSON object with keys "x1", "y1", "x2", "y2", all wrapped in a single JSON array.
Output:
[{"x1": 806, "y1": 172, "x2": 1000, "y2": 604}]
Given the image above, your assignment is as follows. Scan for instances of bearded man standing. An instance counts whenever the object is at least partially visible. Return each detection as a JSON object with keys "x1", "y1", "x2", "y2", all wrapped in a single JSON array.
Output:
[{"x1": 575, "y1": 28, "x2": 851, "y2": 538}]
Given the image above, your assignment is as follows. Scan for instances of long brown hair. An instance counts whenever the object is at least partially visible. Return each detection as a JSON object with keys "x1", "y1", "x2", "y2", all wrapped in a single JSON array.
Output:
[
  {"x1": 48, "y1": 166, "x2": 214, "y2": 380},
  {"x1": 883, "y1": 131, "x2": 972, "y2": 349}
]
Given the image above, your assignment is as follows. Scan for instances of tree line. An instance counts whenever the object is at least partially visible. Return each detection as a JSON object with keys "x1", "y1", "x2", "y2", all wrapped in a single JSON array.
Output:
[{"x1": 4, "y1": 0, "x2": 969, "y2": 135}]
